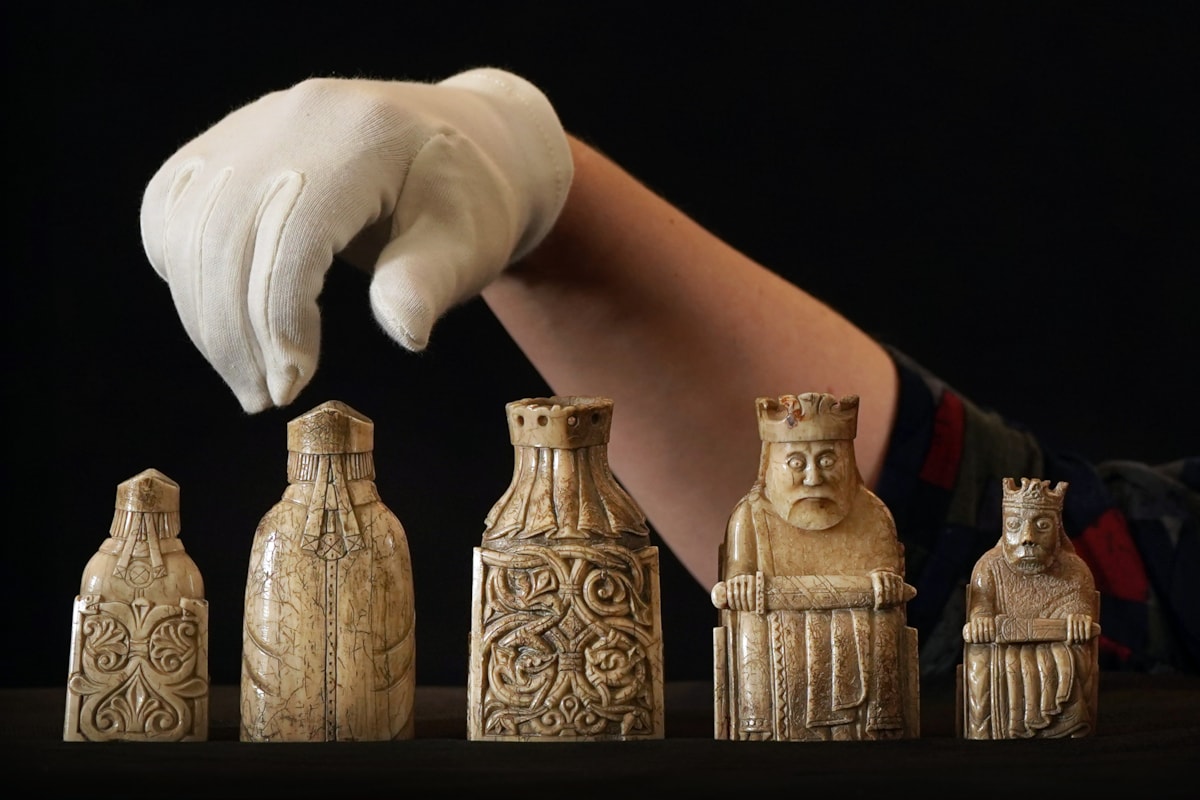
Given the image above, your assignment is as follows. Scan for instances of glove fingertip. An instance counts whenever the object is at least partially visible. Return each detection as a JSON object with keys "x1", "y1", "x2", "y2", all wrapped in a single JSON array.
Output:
[
  {"x1": 238, "y1": 396, "x2": 275, "y2": 415},
  {"x1": 368, "y1": 274, "x2": 435, "y2": 353},
  {"x1": 220, "y1": 358, "x2": 307, "y2": 414},
  {"x1": 267, "y1": 362, "x2": 312, "y2": 410},
  {"x1": 233, "y1": 383, "x2": 276, "y2": 415}
]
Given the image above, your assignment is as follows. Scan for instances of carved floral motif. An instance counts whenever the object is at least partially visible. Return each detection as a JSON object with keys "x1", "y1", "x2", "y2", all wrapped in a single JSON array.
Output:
[{"x1": 66, "y1": 596, "x2": 208, "y2": 741}]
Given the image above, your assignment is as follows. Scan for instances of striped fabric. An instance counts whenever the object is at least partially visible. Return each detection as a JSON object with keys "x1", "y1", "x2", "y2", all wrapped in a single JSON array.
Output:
[{"x1": 876, "y1": 347, "x2": 1198, "y2": 678}]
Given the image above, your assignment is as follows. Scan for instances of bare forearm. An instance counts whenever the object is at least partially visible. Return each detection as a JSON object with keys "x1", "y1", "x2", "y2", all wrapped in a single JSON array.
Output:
[{"x1": 482, "y1": 135, "x2": 898, "y2": 588}]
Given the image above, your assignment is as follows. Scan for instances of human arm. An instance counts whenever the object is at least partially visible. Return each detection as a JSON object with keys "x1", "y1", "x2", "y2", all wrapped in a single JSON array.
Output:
[{"x1": 484, "y1": 136, "x2": 898, "y2": 587}]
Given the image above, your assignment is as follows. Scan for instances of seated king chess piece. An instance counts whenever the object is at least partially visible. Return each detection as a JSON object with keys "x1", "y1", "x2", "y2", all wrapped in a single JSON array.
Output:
[
  {"x1": 64, "y1": 469, "x2": 209, "y2": 742},
  {"x1": 467, "y1": 396, "x2": 665, "y2": 740},
  {"x1": 712, "y1": 393, "x2": 920, "y2": 741},
  {"x1": 958, "y1": 477, "x2": 1100, "y2": 739},
  {"x1": 241, "y1": 400, "x2": 416, "y2": 741}
]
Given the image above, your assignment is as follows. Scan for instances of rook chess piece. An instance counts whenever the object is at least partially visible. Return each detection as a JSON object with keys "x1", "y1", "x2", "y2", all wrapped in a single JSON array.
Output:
[
  {"x1": 64, "y1": 468, "x2": 209, "y2": 742},
  {"x1": 467, "y1": 396, "x2": 665, "y2": 740},
  {"x1": 958, "y1": 477, "x2": 1100, "y2": 739},
  {"x1": 712, "y1": 393, "x2": 920, "y2": 741},
  {"x1": 241, "y1": 400, "x2": 416, "y2": 741}
]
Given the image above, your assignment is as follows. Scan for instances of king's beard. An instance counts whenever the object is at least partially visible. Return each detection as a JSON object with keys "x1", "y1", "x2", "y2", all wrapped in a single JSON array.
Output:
[
  {"x1": 774, "y1": 495, "x2": 850, "y2": 531},
  {"x1": 1005, "y1": 545, "x2": 1053, "y2": 574}
]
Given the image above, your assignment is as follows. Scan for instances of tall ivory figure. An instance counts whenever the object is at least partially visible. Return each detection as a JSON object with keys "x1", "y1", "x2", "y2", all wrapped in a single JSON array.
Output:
[
  {"x1": 242, "y1": 400, "x2": 416, "y2": 741},
  {"x1": 959, "y1": 477, "x2": 1100, "y2": 739},
  {"x1": 713, "y1": 393, "x2": 920, "y2": 741},
  {"x1": 468, "y1": 396, "x2": 665, "y2": 740},
  {"x1": 64, "y1": 468, "x2": 209, "y2": 742}
]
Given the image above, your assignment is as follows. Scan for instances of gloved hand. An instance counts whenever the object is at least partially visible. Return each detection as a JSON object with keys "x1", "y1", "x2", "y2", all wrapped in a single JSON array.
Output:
[{"x1": 140, "y1": 68, "x2": 573, "y2": 412}]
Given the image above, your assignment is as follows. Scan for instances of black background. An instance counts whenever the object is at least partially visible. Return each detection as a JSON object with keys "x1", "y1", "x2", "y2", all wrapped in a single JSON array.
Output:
[{"x1": 7, "y1": 3, "x2": 1197, "y2": 690}]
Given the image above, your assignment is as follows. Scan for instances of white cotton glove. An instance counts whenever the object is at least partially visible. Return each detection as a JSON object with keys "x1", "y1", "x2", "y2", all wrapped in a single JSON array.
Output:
[{"x1": 140, "y1": 68, "x2": 573, "y2": 412}]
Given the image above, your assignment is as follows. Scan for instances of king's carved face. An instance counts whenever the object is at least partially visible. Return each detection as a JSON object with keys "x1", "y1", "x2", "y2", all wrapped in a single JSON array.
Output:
[
  {"x1": 1001, "y1": 507, "x2": 1061, "y2": 574},
  {"x1": 763, "y1": 439, "x2": 857, "y2": 530}
]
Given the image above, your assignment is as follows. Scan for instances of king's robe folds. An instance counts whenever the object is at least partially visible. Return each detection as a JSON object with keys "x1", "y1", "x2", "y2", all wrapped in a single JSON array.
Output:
[
  {"x1": 958, "y1": 477, "x2": 1100, "y2": 740},
  {"x1": 713, "y1": 393, "x2": 920, "y2": 741}
]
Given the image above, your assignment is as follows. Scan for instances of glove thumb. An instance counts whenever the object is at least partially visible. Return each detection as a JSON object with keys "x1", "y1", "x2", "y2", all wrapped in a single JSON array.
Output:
[{"x1": 367, "y1": 130, "x2": 522, "y2": 350}]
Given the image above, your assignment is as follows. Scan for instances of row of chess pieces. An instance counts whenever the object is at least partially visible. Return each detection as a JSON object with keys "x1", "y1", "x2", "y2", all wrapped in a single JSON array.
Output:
[{"x1": 63, "y1": 395, "x2": 1099, "y2": 742}]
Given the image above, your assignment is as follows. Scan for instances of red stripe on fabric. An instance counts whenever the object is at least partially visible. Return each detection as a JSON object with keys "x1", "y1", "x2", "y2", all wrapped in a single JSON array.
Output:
[
  {"x1": 1099, "y1": 635, "x2": 1132, "y2": 663},
  {"x1": 917, "y1": 390, "x2": 965, "y2": 490},
  {"x1": 1072, "y1": 508, "x2": 1149, "y2": 603}
]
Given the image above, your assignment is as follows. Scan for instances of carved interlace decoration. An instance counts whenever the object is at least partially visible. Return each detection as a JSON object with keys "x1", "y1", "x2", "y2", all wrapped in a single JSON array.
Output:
[{"x1": 476, "y1": 543, "x2": 659, "y2": 738}]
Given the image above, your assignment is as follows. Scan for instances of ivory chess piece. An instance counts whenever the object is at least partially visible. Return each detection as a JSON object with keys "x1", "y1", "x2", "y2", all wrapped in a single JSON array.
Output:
[
  {"x1": 64, "y1": 469, "x2": 209, "y2": 742},
  {"x1": 467, "y1": 396, "x2": 665, "y2": 740},
  {"x1": 958, "y1": 477, "x2": 1100, "y2": 739},
  {"x1": 712, "y1": 393, "x2": 920, "y2": 741},
  {"x1": 241, "y1": 400, "x2": 416, "y2": 741}
]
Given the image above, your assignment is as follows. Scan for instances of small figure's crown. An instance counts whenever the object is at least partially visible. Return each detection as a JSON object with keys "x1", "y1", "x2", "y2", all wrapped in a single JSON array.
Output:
[
  {"x1": 115, "y1": 468, "x2": 179, "y2": 513},
  {"x1": 1002, "y1": 477, "x2": 1069, "y2": 511},
  {"x1": 287, "y1": 400, "x2": 374, "y2": 454},
  {"x1": 756, "y1": 393, "x2": 859, "y2": 443},
  {"x1": 507, "y1": 396, "x2": 612, "y2": 450}
]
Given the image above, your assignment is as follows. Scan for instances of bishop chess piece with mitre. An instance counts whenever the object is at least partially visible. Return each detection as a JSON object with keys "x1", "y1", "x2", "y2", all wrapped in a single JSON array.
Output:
[
  {"x1": 712, "y1": 393, "x2": 920, "y2": 741},
  {"x1": 958, "y1": 477, "x2": 1100, "y2": 739},
  {"x1": 64, "y1": 468, "x2": 209, "y2": 742},
  {"x1": 467, "y1": 396, "x2": 665, "y2": 741},
  {"x1": 241, "y1": 400, "x2": 416, "y2": 742}
]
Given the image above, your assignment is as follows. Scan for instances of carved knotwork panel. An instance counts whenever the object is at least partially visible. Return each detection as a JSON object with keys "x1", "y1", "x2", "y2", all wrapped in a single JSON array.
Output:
[{"x1": 468, "y1": 543, "x2": 664, "y2": 740}]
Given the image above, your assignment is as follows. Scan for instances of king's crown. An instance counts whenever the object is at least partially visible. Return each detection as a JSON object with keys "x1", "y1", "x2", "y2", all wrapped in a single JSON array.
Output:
[
  {"x1": 507, "y1": 396, "x2": 612, "y2": 450},
  {"x1": 756, "y1": 393, "x2": 859, "y2": 443},
  {"x1": 1001, "y1": 477, "x2": 1069, "y2": 511}
]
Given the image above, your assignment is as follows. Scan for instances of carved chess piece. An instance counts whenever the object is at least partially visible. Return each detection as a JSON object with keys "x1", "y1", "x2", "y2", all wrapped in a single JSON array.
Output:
[
  {"x1": 712, "y1": 393, "x2": 920, "y2": 741},
  {"x1": 467, "y1": 396, "x2": 665, "y2": 740},
  {"x1": 241, "y1": 400, "x2": 416, "y2": 741},
  {"x1": 64, "y1": 469, "x2": 209, "y2": 742},
  {"x1": 958, "y1": 477, "x2": 1100, "y2": 739}
]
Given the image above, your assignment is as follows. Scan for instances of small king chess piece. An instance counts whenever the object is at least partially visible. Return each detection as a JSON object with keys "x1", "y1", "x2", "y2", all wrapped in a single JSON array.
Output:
[
  {"x1": 712, "y1": 393, "x2": 920, "y2": 741},
  {"x1": 958, "y1": 477, "x2": 1100, "y2": 739},
  {"x1": 467, "y1": 396, "x2": 665, "y2": 740},
  {"x1": 241, "y1": 400, "x2": 416, "y2": 741},
  {"x1": 64, "y1": 468, "x2": 209, "y2": 742}
]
